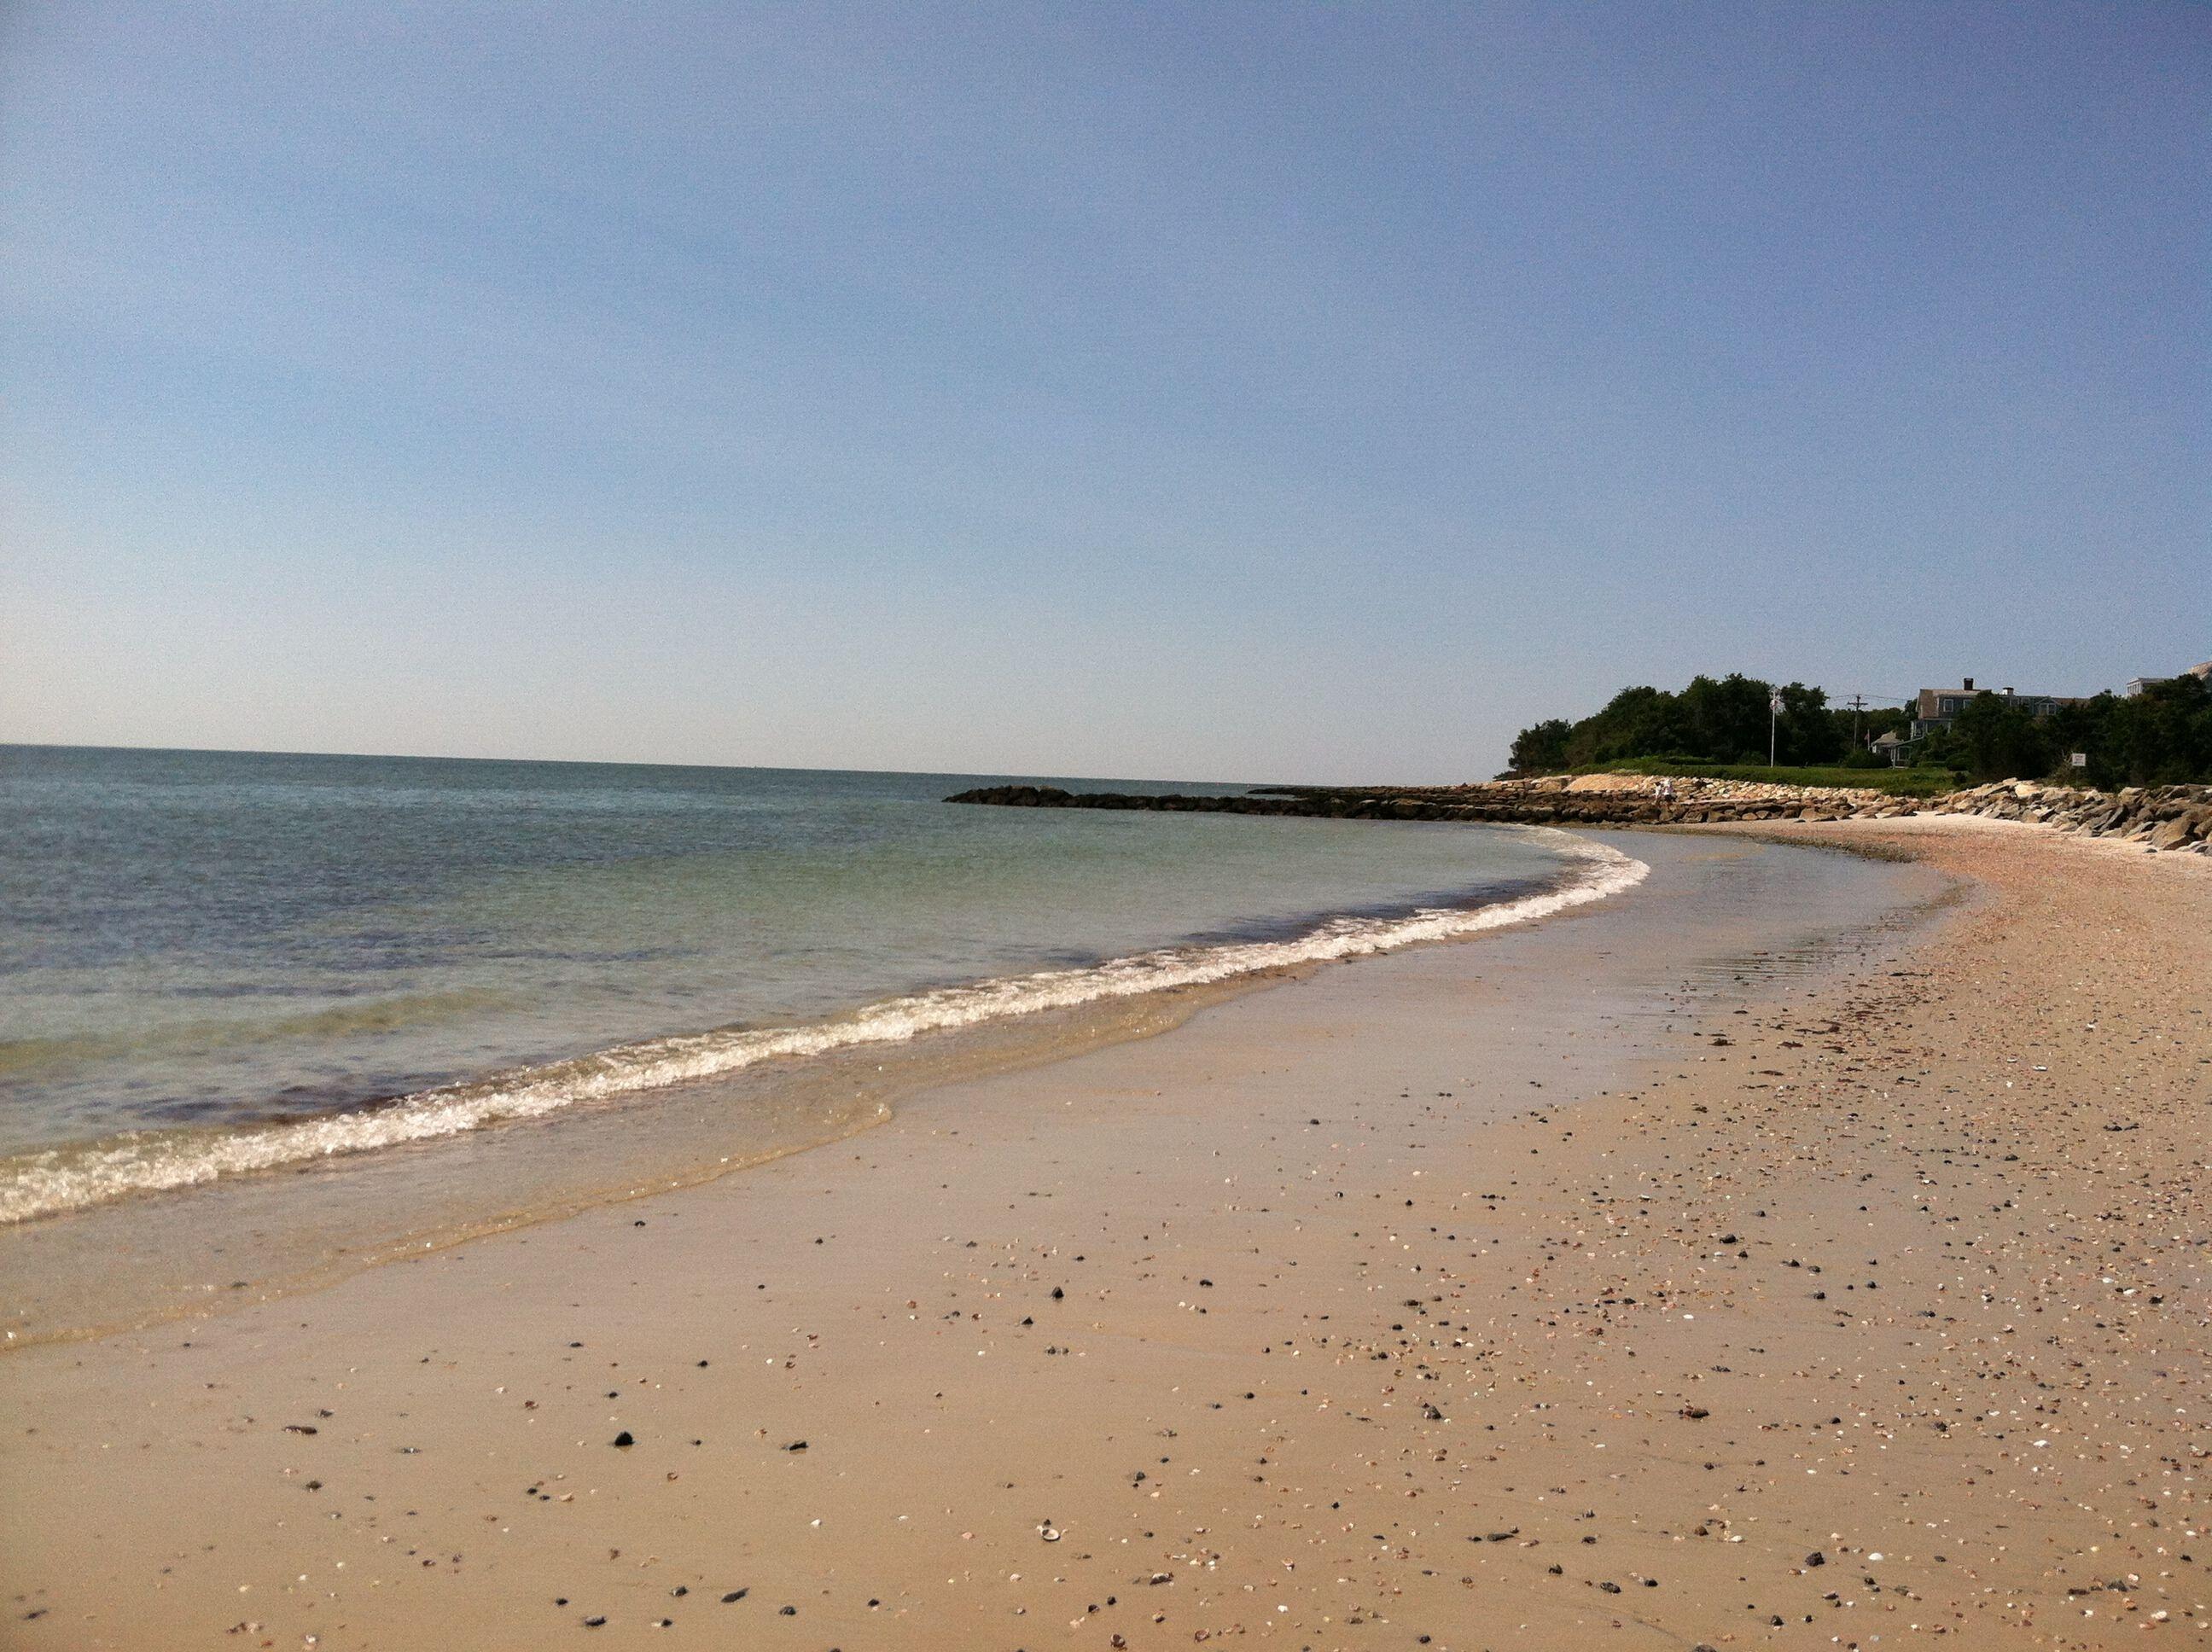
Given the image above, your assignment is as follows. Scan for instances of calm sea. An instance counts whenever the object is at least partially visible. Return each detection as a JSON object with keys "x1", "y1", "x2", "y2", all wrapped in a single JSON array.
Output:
[{"x1": 0, "y1": 747, "x2": 1638, "y2": 1225}]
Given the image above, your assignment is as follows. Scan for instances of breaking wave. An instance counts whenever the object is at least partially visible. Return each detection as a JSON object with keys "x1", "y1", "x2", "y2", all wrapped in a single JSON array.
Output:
[{"x1": 0, "y1": 834, "x2": 1646, "y2": 1224}]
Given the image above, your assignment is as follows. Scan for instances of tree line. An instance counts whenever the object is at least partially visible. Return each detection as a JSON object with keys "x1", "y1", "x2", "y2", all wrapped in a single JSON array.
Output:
[
  {"x1": 1926, "y1": 676, "x2": 2210, "y2": 787},
  {"x1": 1508, "y1": 672, "x2": 2211, "y2": 787}
]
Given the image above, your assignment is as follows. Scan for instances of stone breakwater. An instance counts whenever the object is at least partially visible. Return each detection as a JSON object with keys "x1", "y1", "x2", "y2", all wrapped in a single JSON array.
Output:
[{"x1": 946, "y1": 780, "x2": 2212, "y2": 852}]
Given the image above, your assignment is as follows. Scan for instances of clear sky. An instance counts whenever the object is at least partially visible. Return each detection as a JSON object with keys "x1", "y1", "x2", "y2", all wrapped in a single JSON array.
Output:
[{"x1": 3, "y1": 3, "x2": 2205, "y2": 782}]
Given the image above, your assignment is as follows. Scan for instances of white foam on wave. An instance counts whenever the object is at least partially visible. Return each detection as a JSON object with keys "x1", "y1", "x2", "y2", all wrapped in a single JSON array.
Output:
[{"x1": 0, "y1": 834, "x2": 1648, "y2": 1224}]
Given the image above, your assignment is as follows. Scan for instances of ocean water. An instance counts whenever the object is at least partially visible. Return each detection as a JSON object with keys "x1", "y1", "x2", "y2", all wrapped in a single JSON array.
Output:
[{"x1": 0, "y1": 747, "x2": 1639, "y2": 1228}]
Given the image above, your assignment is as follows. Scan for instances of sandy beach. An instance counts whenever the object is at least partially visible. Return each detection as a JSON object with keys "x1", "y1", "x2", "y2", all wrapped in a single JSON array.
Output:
[
  {"x1": 3, "y1": 820, "x2": 2206, "y2": 1650},
  {"x1": 10, "y1": 9, "x2": 2202, "y2": 1649}
]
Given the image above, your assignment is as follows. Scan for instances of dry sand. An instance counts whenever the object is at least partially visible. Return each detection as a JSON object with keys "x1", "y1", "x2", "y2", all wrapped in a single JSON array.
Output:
[{"x1": 3, "y1": 820, "x2": 2205, "y2": 1650}]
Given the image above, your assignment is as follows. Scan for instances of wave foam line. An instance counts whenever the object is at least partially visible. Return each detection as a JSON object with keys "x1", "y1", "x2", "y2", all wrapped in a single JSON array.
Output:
[{"x1": 0, "y1": 835, "x2": 1647, "y2": 1224}]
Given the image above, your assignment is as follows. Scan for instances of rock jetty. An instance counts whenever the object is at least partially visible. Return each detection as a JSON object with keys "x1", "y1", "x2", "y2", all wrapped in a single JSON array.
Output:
[{"x1": 946, "y1": 779, "x2": 2212, "y2": 852}]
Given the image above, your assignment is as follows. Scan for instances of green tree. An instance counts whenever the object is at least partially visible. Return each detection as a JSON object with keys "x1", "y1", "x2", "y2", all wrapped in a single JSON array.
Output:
[
  {"x1": 1679, "y1": 673, "x2": 1772, "y2": 761},
  {"x1": 2047, "y1": 677, "x2": 2212, "y2": 786},
  {"x1": 1493, "y1": 671, "x2": 2212, "y2": 783},
  {"x1": 1774, "y1": 682, "x2": 1844, "y2": 765},
  {"x1": 1941, "y1": 693, "x2": 2056, "y2": 782},
  {"x1": 1562, "y1": 685, "x2": 1693, "y2": 767},
  {"x1": 1507, "y1": 718, "x2": 1573, "y2": 775}
]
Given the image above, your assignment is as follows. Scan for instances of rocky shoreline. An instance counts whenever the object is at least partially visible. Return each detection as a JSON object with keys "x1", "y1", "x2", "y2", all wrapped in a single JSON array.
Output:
[{"x1": 947, "y1": 777, "x2": 2212, "y2": 852}]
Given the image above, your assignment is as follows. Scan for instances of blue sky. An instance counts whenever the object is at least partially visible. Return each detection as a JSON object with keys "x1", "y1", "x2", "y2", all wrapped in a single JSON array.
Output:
[{"x1": 3, "y1": 2, "x2": 2205, "y2": 781}]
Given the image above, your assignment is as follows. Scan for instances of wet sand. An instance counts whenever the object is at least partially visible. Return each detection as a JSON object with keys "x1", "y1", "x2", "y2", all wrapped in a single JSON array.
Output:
[{"x1": 3, "y1": 822, "x2": 2206, "y2": 1649}]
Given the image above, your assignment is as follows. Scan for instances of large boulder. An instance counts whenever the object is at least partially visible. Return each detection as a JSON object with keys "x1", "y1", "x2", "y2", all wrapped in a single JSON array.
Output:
[{"x1": 2150, "y1": 810, "x2": 2209, "y2": 851}]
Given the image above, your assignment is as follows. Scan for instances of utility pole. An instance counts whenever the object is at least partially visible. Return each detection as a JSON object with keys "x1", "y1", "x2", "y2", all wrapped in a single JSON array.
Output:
[
  {"x1": 1848, "y1": 694, "x2": 1867, "y2": 748},
  {"x1": 1769, "y1": 686, "x2": 1784, "y2": 768}
]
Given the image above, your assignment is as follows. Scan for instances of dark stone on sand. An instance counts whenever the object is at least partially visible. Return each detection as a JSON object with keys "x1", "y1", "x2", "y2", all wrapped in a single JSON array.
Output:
[
  {"x1": 1806, "y1": 1550, "x2": 1825, "y2": 1567},
  {"x1": 613, "y1": 1432, "x2": 634, "y2": 1448}
]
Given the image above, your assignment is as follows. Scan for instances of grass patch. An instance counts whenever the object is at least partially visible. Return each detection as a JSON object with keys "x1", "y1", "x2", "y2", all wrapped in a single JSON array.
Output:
[{"x1": 1563, "y1": 755, "x2": 1963, "y2": 797}]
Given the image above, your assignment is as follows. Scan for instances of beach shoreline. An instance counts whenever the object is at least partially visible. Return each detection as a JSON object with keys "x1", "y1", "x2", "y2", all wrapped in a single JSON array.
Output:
[
  {"x1": 3, "y1": 821, "x2": 2205, "y2": 1649},
  {"x1": 0, "y1": 826, "x2": 1641, "y2": 1350}
]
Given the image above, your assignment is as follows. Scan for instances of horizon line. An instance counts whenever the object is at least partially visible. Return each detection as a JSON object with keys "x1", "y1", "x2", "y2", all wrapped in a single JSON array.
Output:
[{"x1": 0, "y1": 738, "x2": 1295, "y2": 790}]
